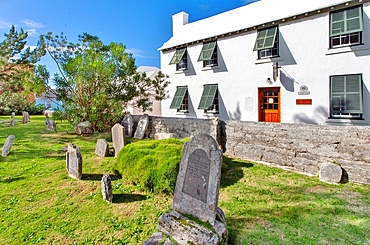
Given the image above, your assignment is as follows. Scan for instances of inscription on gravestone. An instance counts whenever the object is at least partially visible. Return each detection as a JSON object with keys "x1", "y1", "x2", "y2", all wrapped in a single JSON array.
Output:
[{"x1": 182, "y1": 149, "x2": 210, "y2": 203}]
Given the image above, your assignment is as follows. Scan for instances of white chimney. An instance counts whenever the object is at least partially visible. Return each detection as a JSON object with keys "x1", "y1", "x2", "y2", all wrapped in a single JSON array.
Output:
[{"x1": 172, "y1": 12, "x2": 189, "y2": 37}]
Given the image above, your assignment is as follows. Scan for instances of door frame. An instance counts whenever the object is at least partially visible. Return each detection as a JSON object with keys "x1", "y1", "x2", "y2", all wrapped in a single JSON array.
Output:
[{"x1": 258, "y1": 87, "x2": 281, "y2": 122}]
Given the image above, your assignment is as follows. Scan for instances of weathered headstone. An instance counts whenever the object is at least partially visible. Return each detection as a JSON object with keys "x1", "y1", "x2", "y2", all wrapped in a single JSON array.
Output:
[
  {"x1": 319, "y1": 162, "x2": 343, "y2": 184},
  {"x1": 45, "y1": 118, "x2": 56, "y2": 132},
  {"x1": 121, "y1": 114, "x2": 134, "y2": 137},
  {"x1": 172, "y1": 134, "x2": 223, "y2": 224},
  {"x1": 11, "y1": 112, "x2": 15, "y2": 118},
  {"x1": 101, "y1": 174, "x2": 113, "y2": 203},
  {"x1": 66, "y1": 143, "x2": 82, "y2": 180},
  {"x1": 111, "y1": 123, "x2": 126, "y2": 157},
  {"x1": 74, "y1": 121, "x2": 94, "y2": 135},
  {"x1": 9, "y1": 120, "x2": 15, "y2": 127},
  {"x1": 133, "y1": 114, "x2": 149, "y2": 139},
  {"x1": 22, "y1": 111, "x2": 30, "y2": 124},
  {"x1": 145, "y1": 134, "x2": 227, "y2": 245},
  {"x1": 95, "y1": 139, "x2": 110, "y2": 157},
  {"x1": 1, "y1": 135, "x2": 15, "y2": 157}
]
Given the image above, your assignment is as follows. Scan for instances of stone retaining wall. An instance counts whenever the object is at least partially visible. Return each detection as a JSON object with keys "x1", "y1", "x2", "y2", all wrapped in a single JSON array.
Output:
[{"x1": 132, "y1": 115, "x2": 370, "y2": 185}]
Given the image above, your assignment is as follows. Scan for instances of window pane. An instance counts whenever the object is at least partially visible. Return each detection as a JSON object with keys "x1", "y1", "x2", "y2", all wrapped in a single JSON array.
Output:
[
  {"x1": 347, "y1": 94, "x2": 361, "y2": 110},
  {"x1": 169, "y1": 48, "x2": 186, "y2": 65},
  {"x1": 198, "y1": 41, "x2": 216, "y2": 61},
  {"x1": 332, "y1": 22, "x2": 345, "y2": 35},
  {"x1": 346, "y1": 75, "x2": 360, "y2": 92},
  {"x1": 332, "y1": 77, "x2": 345, "y2": 93},
  {"x1": 347, "y1": 8, "x2": 360, "y2": 19},
  {"x1": 347, "y1": 19, "x2": 360, "y2": 32},
  {"x1": 254, "y1": 26, "x2": 277, "y2": 50},
  {"x1": 198, "y1": 85, "x2": 218, "y2": 109},
  {"x1": 332, "y1": 12, "x2": 344, "y2": 22}
]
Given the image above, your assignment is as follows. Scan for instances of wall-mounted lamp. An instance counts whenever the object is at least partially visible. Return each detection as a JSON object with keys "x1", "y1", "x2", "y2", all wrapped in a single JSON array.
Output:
[
  {"x1": 266, "y1": 78, "x2": 273, "y2": 85},
  {"x1": 273, "y1": 62, "x2": 281, "y2": 82}
]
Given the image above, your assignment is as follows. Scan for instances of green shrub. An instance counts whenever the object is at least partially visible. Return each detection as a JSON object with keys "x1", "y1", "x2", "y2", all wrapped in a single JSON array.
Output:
[{"x1": 112, "y1": 138, "x2": 190, "y2": 194}]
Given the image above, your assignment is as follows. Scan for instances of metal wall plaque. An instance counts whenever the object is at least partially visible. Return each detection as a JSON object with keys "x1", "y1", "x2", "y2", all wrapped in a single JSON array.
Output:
[
  {"x1": 182, "y1": 149, "x2": 210, "y2": 203},
  {"x1": 296, "y1": 99, "x2": 312, "y2": 105}
]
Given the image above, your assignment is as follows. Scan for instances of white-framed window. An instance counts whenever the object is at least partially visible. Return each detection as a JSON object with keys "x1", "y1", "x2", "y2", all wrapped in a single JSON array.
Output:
[
  {"x1": 253, "y1": 26, "x2": 279, "y2": 59},
  {"x1": 198, "y1": 41, "x2": 218, "y2": 67},
  {"x1": 198, "y1": 84, "x2": 219, "y2": 113},
  {"x1": 170, "y1": 86, "x2": 189, "y2": 112},
  {"x1": 330, "y1": 6, "x2": 363, "y2": 48},
  {"x1": 330, "y1": 74, "x2": 363, "y2": 119},
  {"x1": 169, "y1": 48, "x2": 188, "y2": 71}
]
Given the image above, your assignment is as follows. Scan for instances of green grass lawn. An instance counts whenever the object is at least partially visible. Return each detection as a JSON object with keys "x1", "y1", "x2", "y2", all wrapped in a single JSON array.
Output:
[{"x1": 1, "y1": 115, "x2": 370, "y2": 244}]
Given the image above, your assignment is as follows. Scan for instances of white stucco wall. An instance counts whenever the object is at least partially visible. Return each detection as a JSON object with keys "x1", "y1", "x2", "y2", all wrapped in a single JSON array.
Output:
[{"x1": 160, "y1": 1, "x2": 370, "y2": 125}]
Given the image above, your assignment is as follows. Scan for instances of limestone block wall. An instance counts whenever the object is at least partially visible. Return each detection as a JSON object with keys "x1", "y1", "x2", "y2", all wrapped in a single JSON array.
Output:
[
  {"x1": 130, "y1": 115, "x2": 370, "y2": 185},
  {"x1": 224, "y1": 121, "x2": 370, "y2": 185}
]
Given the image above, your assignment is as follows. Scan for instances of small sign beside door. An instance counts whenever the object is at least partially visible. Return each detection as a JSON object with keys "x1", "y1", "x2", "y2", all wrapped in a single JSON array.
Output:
[{"x1": 296, "y1": 99, "x2": 312, "y2": 105}]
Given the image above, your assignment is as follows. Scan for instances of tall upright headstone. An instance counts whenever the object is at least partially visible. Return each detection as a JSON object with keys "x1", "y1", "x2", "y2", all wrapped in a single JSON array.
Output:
[
  {"x1": 11, "y1": 112, "x2": 15, "y2": 119},
  {"x1": 9, "y1": 120, "x2": 15, "y2": 127},
  {"x1": 133, "y1": 114, "x2": 149, "y2": 139},
  {"x1": 22, "y1": 111, "x2": 30, "y2": 124},
  {"x1": 145, "y1": 134, "x2": 227, "y2": 244},
  {"x1": 95, "y1": 139, "x2": 110, "y2": 157},
  {"x1": 172, "y1": 134, "x2": 223, "y2": 225},
  {"x1": 1, "y1": 135, "x2": 15, "y2": 157},
  {"x1": 121, "y1": 114, "x2": 134, "y2": 137},
  {"x1": 111, "y1": 123, "x2": 126, "y2": 157},
  {"x1": 66, "y1": 143, "x2": 82, "y2": 180}
]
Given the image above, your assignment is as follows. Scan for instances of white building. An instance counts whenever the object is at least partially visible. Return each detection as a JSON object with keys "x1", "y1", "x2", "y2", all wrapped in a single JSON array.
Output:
[{"x1": 159, "y1": 0, "x2": 370, "y2": 125}]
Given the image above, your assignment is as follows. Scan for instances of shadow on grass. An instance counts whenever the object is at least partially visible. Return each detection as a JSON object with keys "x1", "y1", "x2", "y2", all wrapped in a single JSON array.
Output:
[
  {"x1": 113, "y1": 193, "x2": 147, "y2": 203},
  {"x1": 221, "y1": 155, "x2": 253, "y2": 188},
  {"x1": 0, "y1": 176, "x2": 25, "y2": 183},
  {"x1": 82, "y1": 173, "x2": 121, "y2": 181}
]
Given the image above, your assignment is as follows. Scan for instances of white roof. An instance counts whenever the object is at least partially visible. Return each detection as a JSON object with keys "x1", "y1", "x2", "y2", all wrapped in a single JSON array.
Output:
[
  {"x1": 137, "y1": 66, "x2": 160, "y2": 79},
  {"x1": 159, "y1": 0, "x2": 353, "y2": 50}
]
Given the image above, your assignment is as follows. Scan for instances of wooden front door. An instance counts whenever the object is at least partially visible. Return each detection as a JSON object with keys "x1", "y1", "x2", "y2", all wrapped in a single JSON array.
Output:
[{"x1": 258, "y1": 87, "x2": 281, "y2": 122}]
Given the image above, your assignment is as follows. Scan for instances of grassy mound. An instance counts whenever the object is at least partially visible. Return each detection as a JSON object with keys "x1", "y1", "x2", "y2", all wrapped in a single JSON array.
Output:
[{"x1": 113, "y1": 138, "x2": 190, "y2": 194}]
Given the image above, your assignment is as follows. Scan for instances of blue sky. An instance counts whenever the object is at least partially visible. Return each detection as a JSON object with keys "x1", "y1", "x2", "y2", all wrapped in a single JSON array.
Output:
[{"x1": 1, "y1": 0, "x2": 256, "y2": 74}]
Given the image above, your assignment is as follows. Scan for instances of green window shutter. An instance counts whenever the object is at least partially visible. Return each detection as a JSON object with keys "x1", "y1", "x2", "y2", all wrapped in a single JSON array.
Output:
[
  {"x1": 198, "y1": 41, "x2": 217, "y2": 61},
  {"x1": 170, "y1": 86, "x2": 188, "y2": 109},
  {"x1": 198, "y1": 84, "x2": 218, "y2": 109},
  {"x1": 330, "y1": 6, "x2": 363, "y2": 37},
  {"x1": 330, "y1": 75, "x2": 362, "y2": 114},
  {"x1": 169, "y1": 48, "x2": 187, "y2": 65},
  {"x1": 346, "y1": 75, "x2": 362, "y2": 112},
  {"x1": 253, "y1": 26, "x2": 278, "y2": 51}
]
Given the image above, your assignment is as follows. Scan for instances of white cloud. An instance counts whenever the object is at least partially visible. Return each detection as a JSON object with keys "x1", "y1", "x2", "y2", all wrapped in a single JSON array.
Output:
[
  {"x1": 0, "y1": 19, "x2": 13, "y2": 29},
  {"x1": 126, "y1": 48, "x2": 147, "y2": 58},
  {"x1": 26, "y1": 28, "x2": 38, "y2": 36},
  {"x1": 22, "y1": 19, "x2": 45, "y2": 28}
]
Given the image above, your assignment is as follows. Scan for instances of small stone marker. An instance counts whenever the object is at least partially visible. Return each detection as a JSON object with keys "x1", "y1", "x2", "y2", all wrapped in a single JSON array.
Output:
[
  {"x1": 154, "y1": 133, "x2": 174, "y2": 140},
  {"x1": 121, "y1": 114, "x2": 134, "y2": 137},
  {"x1": 66, "y1": 143, "x2": 82, "y2": 180},
  {"x1": 95, "y1": 139, "x2": 110, "y2": 157},
  {"x1": 145, "y1": 134, "x2": 227, "y2": 245},
  {"x1": 2, "y1": 135, "x2": 15, "y2": 157},
  {"x1": 22, "y1": 111, "x2": 30, "y2": 124},
  {"x1": 101, "y1": 174, "x2": 113, "y2": 203},
  {"x1": 74, "y1": 121, "x2": 94, "y2": 135},
  {"x1": 11, "y1": 112, "x2": 15, "y2": 118},
  {"x1": 45, "y1": 118, "x2": 56, "y2": 132},
  {"x1": 9, "y1": 120, "x2": 15, "y2": 127},
  {"x1": 111, "y1": 123, "x2": 126, "y2": 157},
  {"x1": 319, "y1": 162, "x2": 343, "y2": 184},
  {"x1": 133, "y1": 114, "x2": 149, "y2": 139}
]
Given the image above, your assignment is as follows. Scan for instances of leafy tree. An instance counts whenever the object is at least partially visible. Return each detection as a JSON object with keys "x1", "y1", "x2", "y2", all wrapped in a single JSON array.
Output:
[
  {"x1": 0, "y1": 25, "x2": 46, "y2": 114},
  {"x1": 43, "y1": 32, "x2": 169, "y2": 132}
]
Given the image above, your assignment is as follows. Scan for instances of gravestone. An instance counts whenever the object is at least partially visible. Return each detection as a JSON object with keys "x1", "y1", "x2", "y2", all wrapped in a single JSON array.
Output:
[
  {"x1": 145, "y1": 134, "x2": 227, "y2": 245},
  {"x1": 66, "y1": 143, "x2": 82, "y2": 180},
  {"x1": 133, "y1": 114, "x2": 149, "y2": 139},
  {"x1": 74, "y1": 121, "x2": 94, "y2": 135},
  {"x1": 101, "y1": 174, "x2": 113, "y2": 203},
  {"x1": 2, "y1": 135, "x2": 15, "y2": 157},
  {"x1": 22, "y1": 111, "x2": 30, "y2": 124},
  {"x1": 9, "y1": 120, "x2": 15, "y2": 127},
  {"x1": 154, "y1": 133, "x2": 174, "y2": 140},
  {"x1": 95, "y1": 139, "x2": 110, "y2": 157},
  {"x1": 11, "y1": 112, "x2": 15, "y2": 118},
  {"x1": 111, "y1": 123, "x2": 125, "y2": 157},
  {"x1": 45, "y1": 118, "x2": 56, "y2": 132},
  {"x1": 121, "y1": 114, "x2": 134, "y2": 137},
  {"x1": 319, "y1": 162, "x2": 343, "y2": 184}
]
